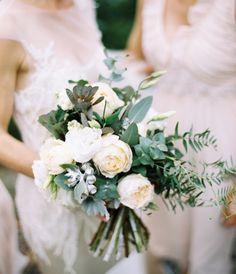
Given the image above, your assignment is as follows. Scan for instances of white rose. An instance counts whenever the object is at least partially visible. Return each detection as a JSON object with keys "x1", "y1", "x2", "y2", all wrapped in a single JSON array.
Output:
[
  {"x1": 65, "y1": 127, "x2": 102, "y2": 163},
  {"x1": 91, "y1": 82, "x2": 124, "y2": 118},
  {"x1": 118, "y1": 174, "x2": 154, "y2": 209},
  {"x1": 56, "y1": 91, "x2": 74, "y2": 111},
  {"x1": 93, "y1": 135, "x2": 132, "y2": 178},
  {"x1": 40, "y1": 138, "x2": 73, "y2": 175}
]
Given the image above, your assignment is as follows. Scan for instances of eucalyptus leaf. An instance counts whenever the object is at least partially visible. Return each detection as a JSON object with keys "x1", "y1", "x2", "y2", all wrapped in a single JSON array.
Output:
[
  {"x1": 111, "y1": 71, "x2": 124, "y2": 82},
  {"x1": 120, "y1": 123, "x2": 139, "y2": 146},
  {"x1": 95, "y1": 178, "x2": 119, "y2": 201},
  {"x1": 128, "y1": 96, "x2": 153, "y2": 123},
  {"x1": 105, "y1": 110, "x2": 120, "y2": 126},
  {"x1": 54, "y1": 174, "x2": 72, "y2": 191},
  {"x1": 104, "y1": 56, "x2": 116, "y2": 70}
]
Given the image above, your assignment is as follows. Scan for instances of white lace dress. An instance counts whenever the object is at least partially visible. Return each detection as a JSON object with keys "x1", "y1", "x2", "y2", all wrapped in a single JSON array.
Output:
[
  {"x1": 0, "y1": 1, "x2": 116, "y2": 274},
  {"x1": 142, "y1": 0, "x2": 236, "y2": 274}
]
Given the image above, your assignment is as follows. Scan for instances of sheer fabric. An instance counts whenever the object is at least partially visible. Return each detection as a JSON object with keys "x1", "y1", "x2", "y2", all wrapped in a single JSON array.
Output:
[
  {"x1": 142, "y1": 0, "x2": 236, "y2": 273},
  {"x1": 0, "y1": 1, "x2": 114, "y2": 273}
]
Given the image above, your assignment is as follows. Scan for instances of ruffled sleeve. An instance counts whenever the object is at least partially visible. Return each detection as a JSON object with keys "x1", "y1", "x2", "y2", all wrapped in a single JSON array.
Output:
[{"x1": 180, "y1": 0, "x2": 236, "y2": 85}]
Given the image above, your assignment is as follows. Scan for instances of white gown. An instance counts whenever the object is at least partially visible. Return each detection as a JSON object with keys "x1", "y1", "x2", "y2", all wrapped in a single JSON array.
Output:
[
  {"x1": 0, "y1": 1, "x2": 117, "y2": 273},
  {"x1": 0, "y1": 180, "x2": 27, "y2": 274},
  {"x1": 141, "y1": 0, "x2": 236, "y2": 274}
]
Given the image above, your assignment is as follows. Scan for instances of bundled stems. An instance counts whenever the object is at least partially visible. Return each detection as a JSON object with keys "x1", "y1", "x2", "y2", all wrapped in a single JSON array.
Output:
[{"x1": 89, "y1": 207, "x2": 150, "y2": 261}]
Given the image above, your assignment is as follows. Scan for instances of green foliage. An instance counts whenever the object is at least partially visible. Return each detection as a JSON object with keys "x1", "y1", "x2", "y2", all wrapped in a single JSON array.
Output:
[
  {"x1": 38, "y1": 109, "x2": 67, "y2": 140},
  {"x1": 113, "y1": 86, "x2": 136, "y2": 104},
  {"x1": 120, "y1": 123, "x2": 139, "y2": 146},
  {"x1": 81, "y1": 197, "x2": 110, "y2": 219},
  {"x1": 182, "y1": 128, "x2": 217, "y2": 153},
  {"x1": 54, "y1": 174, "x2": 72, "y2": 191},
  {"x1": 105, "y1": 109, "x2": 121, "y2": 126},
  {"x1": 95, "y1": 177, "x2": 120, "y2": 201},
  {"x1": 49, "y1": 179, "x2": 58, "y2": 199},
  {"x1": 128, "y1": 96, "x2": 153, "y2": 123},
  {"x1": 100, "y1": 50, "x2": 127, "y2": 84}
]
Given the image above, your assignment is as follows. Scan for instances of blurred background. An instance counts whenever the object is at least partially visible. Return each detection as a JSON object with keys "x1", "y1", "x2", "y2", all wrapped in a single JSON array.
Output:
[{"x1": 95, "y1": 0, "x2": 136, "y2": 49}]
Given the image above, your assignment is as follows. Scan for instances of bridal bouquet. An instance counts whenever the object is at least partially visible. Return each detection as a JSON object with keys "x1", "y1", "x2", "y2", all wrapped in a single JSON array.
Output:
[{"x1": 33, "y1": 53, "x2": 235, "y2": 261}]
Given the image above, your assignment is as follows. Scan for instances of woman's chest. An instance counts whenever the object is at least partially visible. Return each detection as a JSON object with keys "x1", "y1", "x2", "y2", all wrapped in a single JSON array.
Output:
[{"x1": 142, "y1": 0, "x2": 236, "y2": 83}]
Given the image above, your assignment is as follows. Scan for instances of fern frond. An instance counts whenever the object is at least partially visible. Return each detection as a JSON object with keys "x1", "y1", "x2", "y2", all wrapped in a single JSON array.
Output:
[{"x1": 182, "y1": 129, "x2": 217, "y2": 153}]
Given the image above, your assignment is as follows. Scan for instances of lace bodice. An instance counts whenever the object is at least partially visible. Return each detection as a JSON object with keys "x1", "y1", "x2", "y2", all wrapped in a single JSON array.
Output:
[
  {"x1": 142, "y1": 0, "x2": 236, "y2": 97},
  {"x1": 0, "y1": 0, "x2": 106, "y2": 150}
]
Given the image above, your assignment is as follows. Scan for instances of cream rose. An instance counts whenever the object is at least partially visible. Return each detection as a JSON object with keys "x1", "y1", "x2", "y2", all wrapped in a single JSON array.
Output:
[
  {"x1": 65, "y1": 127, "x2": 102, "y2": 163},
  {"x1": 40, "y1": 138, "x2": 73, "y2": 175},
  {"x1": 56, "y1": 91, "x2": 74, "y2": 111},
  {"x1": 93, "y1": 135, "x2": 132, "y2": 178},
  {"x1": 118, "y1": 174, "x2": 154, "y2": 209},
  {"x1": 91, "y1": 82, "x2": 124, "y2": 118}
]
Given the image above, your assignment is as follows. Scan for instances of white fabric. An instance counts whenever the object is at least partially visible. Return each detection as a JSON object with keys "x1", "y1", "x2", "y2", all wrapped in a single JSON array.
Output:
[
  {"x1": 142, "y1": 0, "x2": 236, "y2": 273},
  {"x1": 0, "y1": 180, "x2": 28, "y2": 274},
  {"x1": 0, "y1": 1, "x2": 116, "y2": 273}
]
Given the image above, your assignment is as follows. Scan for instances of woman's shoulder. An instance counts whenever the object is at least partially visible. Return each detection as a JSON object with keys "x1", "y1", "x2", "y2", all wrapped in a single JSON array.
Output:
[{"x1": 0, "y1": 9, "x2": 23, "y2": 43}]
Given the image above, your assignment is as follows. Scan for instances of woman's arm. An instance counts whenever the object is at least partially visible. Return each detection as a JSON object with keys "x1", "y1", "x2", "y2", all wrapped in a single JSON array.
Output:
[
  {"x1": 127, "y1": 0, "x2": 144, "y2": 60},
  {"x1": 0, "y1": 40, "x2": 38, "y2": 178}
]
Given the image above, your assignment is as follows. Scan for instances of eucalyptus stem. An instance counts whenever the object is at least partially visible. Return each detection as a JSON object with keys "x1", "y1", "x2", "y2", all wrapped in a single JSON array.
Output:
[
  {"x1": 128, "y1": 210, "x2": 144, "y2": 253},
  {"x1": 103, "y1": 207, "x2": 125, "y2": 261}
]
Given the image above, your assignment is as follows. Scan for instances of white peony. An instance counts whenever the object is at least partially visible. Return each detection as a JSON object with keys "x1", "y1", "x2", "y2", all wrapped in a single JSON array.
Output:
[
  {"x1": 65, "y1": 127, "x2": 102, "y2": 163},
  {"x1": 56, "y1": 91, "x2": 74, "y2": 111},
  {"x1": 138, "y1": 109, "x2": 176, "y2": 136},
  {"x1": 40, "y1": 138, "x2": 73, "y2": 175},
  {"x1": 93, "y1": 135, "x2": 132, "y2": 178},
  {"x1": 91, "y1": 82, "x2": 124, "y2": 118},
  {"x1": 118, "y1": 174, "x2": 154, "y2": 209}
]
